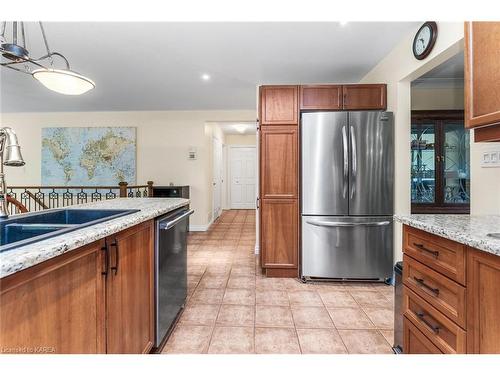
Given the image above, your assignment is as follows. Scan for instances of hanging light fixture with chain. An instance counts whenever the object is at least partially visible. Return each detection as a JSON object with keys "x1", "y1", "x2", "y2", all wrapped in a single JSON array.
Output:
[{"x1": 0, "y1": 21, "x2": 95, "y2": 95}]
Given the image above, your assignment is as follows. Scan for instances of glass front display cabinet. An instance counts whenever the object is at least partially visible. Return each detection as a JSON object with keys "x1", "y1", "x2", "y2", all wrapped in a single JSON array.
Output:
[{"x1": 411, "y1": 110, "x2": 470, "y2": 213}]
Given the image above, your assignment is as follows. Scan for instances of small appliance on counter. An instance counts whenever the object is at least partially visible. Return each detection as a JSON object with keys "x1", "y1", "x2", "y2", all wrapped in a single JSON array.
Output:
[
  {"x1": 153, "y1": 185, "x2": 190, "y2": 199},
  {"x1": 153, "y1": 207, "x2": 193, "y2": 350}
]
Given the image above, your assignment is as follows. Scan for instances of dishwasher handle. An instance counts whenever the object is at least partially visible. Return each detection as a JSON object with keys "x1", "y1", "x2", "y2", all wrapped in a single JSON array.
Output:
[{"x1": 159, "y1": 209, "x2": 194, "y2": 230}]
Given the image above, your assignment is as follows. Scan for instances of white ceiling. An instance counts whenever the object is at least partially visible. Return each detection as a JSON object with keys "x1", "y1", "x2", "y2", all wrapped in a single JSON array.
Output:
[
  {"x1": 1, "y1": 22, "x2": 419, "y2": 113},
  {"x1": 412, "y1": 51, "x2": 464, "y2": 89}
]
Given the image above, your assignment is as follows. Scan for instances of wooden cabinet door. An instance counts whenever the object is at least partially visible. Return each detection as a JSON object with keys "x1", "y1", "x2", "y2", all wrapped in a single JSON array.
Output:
[
  {"x1": 0, "y1": 241, "x2": 106, "y2": 354},
  {"x1": 300, "y1": 85, "x2": 342, "y2": 110},
  {"x1": 260, "y1": 199, "x2": 298, "y2": 269},
  {"x1": 260, "y1": 86, "x2": 298, "y2": 125},
  {"x1": 467, "y1": 247, "x2": 500, "y2": 354},
  {"x1": 106, "y1": 220, "x2": 154, "y2": 354},
  {"x1": 260, "y1": 126, "x2": 298, "y2": 199},
  {"x1": 342, "y1": 84, "x2": 387, "y2": 110},
  {"x1": 465, "y1": 22, "x2": 500, "y2": 137}
]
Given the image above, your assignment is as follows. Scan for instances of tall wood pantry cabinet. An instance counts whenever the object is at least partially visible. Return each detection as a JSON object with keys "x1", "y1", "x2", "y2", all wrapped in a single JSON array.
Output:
[{"x1": 259, "y1": 86, "x2": 300, "y2": 277}]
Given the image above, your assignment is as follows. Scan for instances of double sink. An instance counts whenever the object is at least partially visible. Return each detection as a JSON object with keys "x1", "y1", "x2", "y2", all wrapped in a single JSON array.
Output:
[{"x1": 0, "y1": 209, "x2": 139, "y2": 252}]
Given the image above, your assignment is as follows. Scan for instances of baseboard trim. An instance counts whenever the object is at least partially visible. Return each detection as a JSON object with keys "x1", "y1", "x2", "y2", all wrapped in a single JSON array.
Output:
[
  {"x1": 254, "y1": 244, "x2": 260, "y2": 255},
  {"x1": 189, "y1": 219, "x2": 214, "y2": 232}
]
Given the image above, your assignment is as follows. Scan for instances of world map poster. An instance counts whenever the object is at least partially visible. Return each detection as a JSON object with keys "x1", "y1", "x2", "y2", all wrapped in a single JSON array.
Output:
[{"x1": 41, "y1": 127, "x2": 137, "y2": 186}]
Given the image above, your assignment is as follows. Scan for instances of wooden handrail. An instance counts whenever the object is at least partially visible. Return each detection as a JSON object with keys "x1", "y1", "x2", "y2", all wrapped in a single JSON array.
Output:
[
  {"x1": 7, "y1": 195, "x2": 28, "y2": 213},
  {"x1": 8, "y1": 185, "x2": 129, "y2": 190},
  {"x1": 25, "y1": 191, "x2": 48, "y2": 209},
  {"x1": 6, "y1": 182, "x2": 154, "y2": 212}
]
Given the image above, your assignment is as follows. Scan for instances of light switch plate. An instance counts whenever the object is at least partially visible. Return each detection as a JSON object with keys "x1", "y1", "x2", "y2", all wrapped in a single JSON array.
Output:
[{"x1": 481, "y1": 145, "x2": 500, "y2": 168}]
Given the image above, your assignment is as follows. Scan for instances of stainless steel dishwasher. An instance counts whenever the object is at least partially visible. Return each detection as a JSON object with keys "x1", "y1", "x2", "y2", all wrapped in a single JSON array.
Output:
[{"x1": 154, "y1": 207, "x2": 193, "y2": 349}]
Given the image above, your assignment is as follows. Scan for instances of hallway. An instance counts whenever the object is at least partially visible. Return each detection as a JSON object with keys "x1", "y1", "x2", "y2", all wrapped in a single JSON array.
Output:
[{"x1": 163, "y1": 210, "x2": 395, "y2": 354}]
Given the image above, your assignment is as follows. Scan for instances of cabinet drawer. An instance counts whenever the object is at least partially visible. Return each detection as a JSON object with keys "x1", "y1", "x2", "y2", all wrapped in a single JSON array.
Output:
[
  {"x1": 403, "y1": 254, "x2": 466, "y2": 328},
  {"x1": 403, "y1": 226, "x2": 466, "y2": 285},
  {"x1": 404, "y1": 316, "x2": 443, "y2": 354},
  {"x1": 404, "y1": 287, "x2": 466, "y2": 354}
]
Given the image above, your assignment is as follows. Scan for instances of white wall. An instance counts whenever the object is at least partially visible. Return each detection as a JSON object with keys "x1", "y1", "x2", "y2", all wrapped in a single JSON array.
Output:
[
  {"x1": 0, "y1": 110, "x2": 255, "y2": 229},
  {"x1": 411, "y1": 87, "x2": 464, "y2": 110},
  {"x1": 225, "y1": 134, "x2": 256, "y2": 145},
  {"x1": 360, "y1": 22, "x2": 466, "y2": 261}
]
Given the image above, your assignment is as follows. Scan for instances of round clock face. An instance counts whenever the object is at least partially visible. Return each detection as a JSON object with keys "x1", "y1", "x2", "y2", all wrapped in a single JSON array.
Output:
[
  {"x1": 413, "y1": 22, "x2": 437, "y2": 60},
  {"x1": 415, "y1": 26, "x2": 431, "y2": 55}
]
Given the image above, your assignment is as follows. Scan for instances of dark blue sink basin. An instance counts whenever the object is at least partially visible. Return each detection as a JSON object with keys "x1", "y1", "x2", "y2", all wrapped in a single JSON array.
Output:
[{"x1": 0, "y1": 209, "x2": 139, "y2": 252}]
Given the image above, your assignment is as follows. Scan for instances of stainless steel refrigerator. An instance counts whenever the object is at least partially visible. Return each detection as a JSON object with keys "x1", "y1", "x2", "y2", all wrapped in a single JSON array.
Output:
[{"x1": 301, "y1": 111, "x2": 394, "y2": 282}]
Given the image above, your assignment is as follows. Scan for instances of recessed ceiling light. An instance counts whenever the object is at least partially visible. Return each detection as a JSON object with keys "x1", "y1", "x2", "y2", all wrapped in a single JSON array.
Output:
[
  {"x1": 234, "y1": 124, "x2": 247, "y2": 133},
  {"x1": 201, "y1": 73, "x2": 211, "y2": 81},
  {"x1": 339, "y1": 21, "x2": 349, "y2": 26}
]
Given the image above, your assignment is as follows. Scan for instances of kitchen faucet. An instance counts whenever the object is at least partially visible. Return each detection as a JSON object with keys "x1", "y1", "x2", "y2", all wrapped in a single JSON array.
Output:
[{"x1": 0, "y1": 127, "x2": 25, "y2": 218}]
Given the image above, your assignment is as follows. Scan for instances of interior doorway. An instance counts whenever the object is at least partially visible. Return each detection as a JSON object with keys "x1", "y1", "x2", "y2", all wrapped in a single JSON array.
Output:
[
  {"x1": 410, "y1": 51, "x2": 470, "y2": 214},
  {"x1": 229, "y1": 146, "x2": 256, "y2": 209}
]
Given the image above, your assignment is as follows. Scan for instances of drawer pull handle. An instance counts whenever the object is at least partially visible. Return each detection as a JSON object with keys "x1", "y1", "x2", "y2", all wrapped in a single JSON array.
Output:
[
  {"x1": 414, "y1": 277, "x2": 440, "y2": 296},
  {"x1": 416, "y1": 311, "x2": 440, "y2": 334},
  {"x1": 414, "y1": 243, "x2": 439, "y2": 257}
]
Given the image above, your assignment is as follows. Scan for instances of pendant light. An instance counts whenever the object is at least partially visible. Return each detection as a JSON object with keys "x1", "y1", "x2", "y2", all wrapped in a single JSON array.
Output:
[{"x1": 0, "y1": 22, "x2": 95, "y2": 95}]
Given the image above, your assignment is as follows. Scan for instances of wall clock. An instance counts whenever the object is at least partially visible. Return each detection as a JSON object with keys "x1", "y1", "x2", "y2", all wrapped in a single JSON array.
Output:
[{"x1": 413, "y1": 22, "x2": 438, "y2": 60}]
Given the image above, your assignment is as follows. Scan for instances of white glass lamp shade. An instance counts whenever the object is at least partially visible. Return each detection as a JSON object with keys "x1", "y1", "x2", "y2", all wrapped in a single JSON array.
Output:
[{"x1": 32, "y1": 68, "x2": 95, "y2": 95}]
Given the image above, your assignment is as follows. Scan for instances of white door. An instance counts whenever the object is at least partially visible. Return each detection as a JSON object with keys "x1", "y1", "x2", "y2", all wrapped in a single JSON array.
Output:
[
  {"x1": 213, "y1": 137, "x2": 223, "y2": 220},
  {"x1": 230, "y1": 146, "x2": 256, "y2": 209}
]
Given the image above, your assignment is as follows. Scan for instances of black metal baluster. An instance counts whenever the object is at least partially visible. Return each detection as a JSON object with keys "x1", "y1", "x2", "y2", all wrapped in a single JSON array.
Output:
[
  {"x1": 106, "y1": 189, "x2": 117, "y2": 200},
  {"x1": 92, "y1": 188, "x2": 102, "y2": 202},
  {"x1": 35, "y1": 189, "x2": 44, "y2": 211},
  {"x1": 49, "y1": 189, "x2": 58, "y2": 208}
]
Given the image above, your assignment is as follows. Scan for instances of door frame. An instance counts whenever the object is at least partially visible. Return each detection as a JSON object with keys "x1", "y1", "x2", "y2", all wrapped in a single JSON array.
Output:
[
  {"x1": 228, "y1": 145, "x2": 257, "y2": 209},
  {"x1": 212, "y1": 136, "x2": 223, "y2": 221}
]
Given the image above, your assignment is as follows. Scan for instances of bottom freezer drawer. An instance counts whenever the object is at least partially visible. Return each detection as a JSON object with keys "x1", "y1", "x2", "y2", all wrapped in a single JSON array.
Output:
[{"x1": 301, "y1": 216, "x2": 393, "y2": 281}]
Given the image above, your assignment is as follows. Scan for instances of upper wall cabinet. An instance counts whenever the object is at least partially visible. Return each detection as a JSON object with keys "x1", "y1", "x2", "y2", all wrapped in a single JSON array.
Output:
[
  {"x1": 260, "y1": 86, "x2": 298, "y2": 125},
  {"x1": 465, "y1": 22, "x2": 500, "y2": 142},
  {"x1": 342, "y1": 84, "x2": 387, "y2": 110},
  {"x1": 300, "y1": 85, "x2": 342, "y2": 110}
]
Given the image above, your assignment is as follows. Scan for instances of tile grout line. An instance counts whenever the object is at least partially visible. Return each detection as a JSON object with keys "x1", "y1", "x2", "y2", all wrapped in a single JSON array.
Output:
[{"x1": 170, "y1": 210, "x2": 395, "y2": 354}]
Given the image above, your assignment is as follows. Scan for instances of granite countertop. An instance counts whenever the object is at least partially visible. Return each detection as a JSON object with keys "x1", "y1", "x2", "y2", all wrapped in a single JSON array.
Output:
[
  {"x1": 395, "y1": 214, "x2": 500, "y2": 257},
  {"x1": 0, "y1": 198, "x2": 189, "y2": 278}
]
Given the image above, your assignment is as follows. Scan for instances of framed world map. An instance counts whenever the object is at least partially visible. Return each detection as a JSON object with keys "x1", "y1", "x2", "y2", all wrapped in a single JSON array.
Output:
[{"x1": 41, "y1": 127, "x2": 137, "y2": 186}]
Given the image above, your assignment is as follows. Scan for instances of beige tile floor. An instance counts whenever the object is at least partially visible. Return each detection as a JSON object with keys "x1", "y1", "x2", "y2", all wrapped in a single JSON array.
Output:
[{"x1": 162, "y1": 209, "x2": 395, "y2": 354}]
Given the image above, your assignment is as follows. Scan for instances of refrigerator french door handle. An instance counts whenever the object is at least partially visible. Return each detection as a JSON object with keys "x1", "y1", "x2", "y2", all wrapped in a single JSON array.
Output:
[
  {"x1": 350, "y1": 125, "x2": 357, "y2": 199},
  {"x1": 306, "y1": 220, "x2": 391, "y2": 227},
  {"x1": 342, "y1": 125, "x2": 348, "y2": 198}
]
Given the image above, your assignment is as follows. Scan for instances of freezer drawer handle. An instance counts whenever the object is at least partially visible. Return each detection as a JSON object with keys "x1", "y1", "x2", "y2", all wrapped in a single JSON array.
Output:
[
  {"x1": 306, "y1": 220, "x2": 391, "y2": 227},
  {"x1": 160, "y1": 209, "x2": 194, "y2": 230}
]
